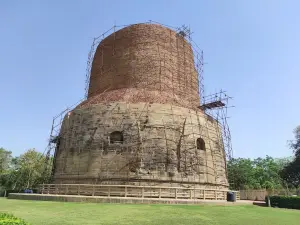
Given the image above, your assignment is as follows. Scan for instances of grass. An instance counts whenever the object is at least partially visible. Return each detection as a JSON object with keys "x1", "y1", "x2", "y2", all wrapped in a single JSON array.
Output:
[{"x1": 0, "y1": 198, "x2": 299, "y2": 225}]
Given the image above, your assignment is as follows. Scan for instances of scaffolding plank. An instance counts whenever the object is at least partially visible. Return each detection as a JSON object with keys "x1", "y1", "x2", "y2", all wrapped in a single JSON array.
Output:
[{"x1": 199, "y1": 101, "x2": 225, "y2": 110}]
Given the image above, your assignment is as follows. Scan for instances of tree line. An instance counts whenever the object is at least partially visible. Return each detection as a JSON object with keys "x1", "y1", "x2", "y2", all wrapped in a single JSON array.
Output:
[
  {"x1": 0, "y1": 126, "x2": 299, "y2": 191},
  {"x1": 0, "y1": 148, "x2": 52, "y2": 191},
  {"x1": 228, "y1": 126, "x2": 300, "y2": 190}
]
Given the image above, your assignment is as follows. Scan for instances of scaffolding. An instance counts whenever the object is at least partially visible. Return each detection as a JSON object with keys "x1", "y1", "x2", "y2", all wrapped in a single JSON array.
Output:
[
  {"x1": 199, "y1": 91, "x2": 233, "y2": 160},
  {"x1": 42, "y1": 21, "x2": 233, "y2": 187}
]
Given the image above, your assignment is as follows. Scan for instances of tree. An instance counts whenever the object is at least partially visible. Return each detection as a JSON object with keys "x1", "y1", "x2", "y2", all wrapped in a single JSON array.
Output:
[
  {"x1": 227, "y1": 156, "x2": 286, "y2": 190},
  {"x1": 227, "y1": 158, "x2": 256, "y2": 190},
  {"x1": 280, "y1": 126, "x2": 300, "y2": 188},
  {"x1": 0, "y1": 148, "x2": 12, "y2": 173},
  {"x1": 280, "y1": 158, "x2": 300, "y2": 188},
  {"x1": 253, "y1": 156, "x2": 283, "y2": 189},
  {"x1": 274, "y1": 157, "x2": 293, "y2": 169},
  {"x1": 289, "y1": 126, "x2": 300, "y2": 157},
  {"x1": 14, "y1": 149, "x2": 51, "y2": 189},
  {"x1": 0, "y1": 148, "x2": 52, "y2": 190}
]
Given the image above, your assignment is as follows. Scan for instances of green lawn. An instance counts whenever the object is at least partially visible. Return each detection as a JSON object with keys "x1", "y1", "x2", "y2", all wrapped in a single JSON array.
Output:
[{"x1": 0, "y1": 198, "x2": 299, "y2": 225}]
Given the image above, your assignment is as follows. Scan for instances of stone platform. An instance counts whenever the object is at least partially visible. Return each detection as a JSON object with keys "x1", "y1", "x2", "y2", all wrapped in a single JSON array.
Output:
[{"x1": 8, "y1": 193, "x2": 254, "y2": 205}]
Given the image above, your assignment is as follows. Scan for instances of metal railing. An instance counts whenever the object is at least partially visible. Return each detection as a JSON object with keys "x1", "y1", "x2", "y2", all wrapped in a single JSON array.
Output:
[{"x1": 39, "y1": 184, "x2": 240, "y2": 200}]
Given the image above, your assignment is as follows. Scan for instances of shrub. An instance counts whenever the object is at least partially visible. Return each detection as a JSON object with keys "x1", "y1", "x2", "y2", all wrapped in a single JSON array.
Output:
[
  {"x1": 1, "y1": 189, "x2": 38, "y2": 197},
  {"x1": 266, "y1": 195, "x2": 300, "y2": 209},
  {"x1": 0, "y1": 213, "x2": 30, "y2": 225}
]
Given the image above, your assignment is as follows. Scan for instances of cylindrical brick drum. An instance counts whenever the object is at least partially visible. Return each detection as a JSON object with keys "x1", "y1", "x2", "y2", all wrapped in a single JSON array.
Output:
[{"x1": 85, "y1": 23, "x2": 200, "y2": 109}]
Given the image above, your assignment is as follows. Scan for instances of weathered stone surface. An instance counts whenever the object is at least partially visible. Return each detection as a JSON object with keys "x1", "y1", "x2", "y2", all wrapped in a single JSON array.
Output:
[{"x1": 53, "y1": 102, "x2": 228, "y2": 188}]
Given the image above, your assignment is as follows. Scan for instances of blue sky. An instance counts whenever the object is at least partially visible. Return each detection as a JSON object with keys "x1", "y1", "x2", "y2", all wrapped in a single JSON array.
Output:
[{"x1": 0, "y1": 0, "x2": 299, "y2": 158}]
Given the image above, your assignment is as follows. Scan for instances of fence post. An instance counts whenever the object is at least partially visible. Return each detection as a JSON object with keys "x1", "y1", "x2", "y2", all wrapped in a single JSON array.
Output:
[
  {"x1": 142, "y1": 187, "x2": 144, "y2": 198},
  {"x1": 159, "y1": 188, "x2": 161, "y2": 198},
  {"x1": 47, "y1": 184, "x2": 50, "y2": 194},
  {"x1": 175, "y1": 188, "x2": 177, "y2": 199},
  {"x1": 108, "y1": 186, "x2": 110, "y2": 197},
  {"x1": 203, "y1": 190, "x2": 206, "y2": 200},
  {"x1": 92, "y1": 185, "x2": 95, "y2": 196},
  {"x1": 215, "y1": 190, "x2": 217, "y2": 200},
  {"x1": 267, "y1": 196, "x2": 271, "y2": 207},
  {"x1": 125, "y1": 186, "x2": 127, "y2": 197}
]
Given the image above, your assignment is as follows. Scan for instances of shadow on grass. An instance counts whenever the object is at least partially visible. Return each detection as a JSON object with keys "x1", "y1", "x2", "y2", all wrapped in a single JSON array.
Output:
[{"x1": 253, "y1": 201, "x2": 267, "y2": 207}]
